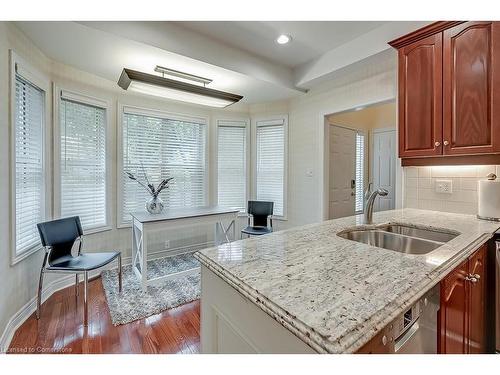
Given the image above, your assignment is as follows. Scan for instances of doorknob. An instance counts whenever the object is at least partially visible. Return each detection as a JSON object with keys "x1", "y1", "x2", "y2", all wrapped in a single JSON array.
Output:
[
  {"x1": 434, "y1": 141, "x2": 441, "y2": 147},
  {"x1": 443, "y1": 140, "x2": 449, "y2": 146}
]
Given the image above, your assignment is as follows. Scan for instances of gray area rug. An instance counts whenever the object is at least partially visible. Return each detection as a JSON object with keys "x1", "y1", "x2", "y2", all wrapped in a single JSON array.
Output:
[{"x1": 101, "y1": 252, "x2": 200, "y2": 326}]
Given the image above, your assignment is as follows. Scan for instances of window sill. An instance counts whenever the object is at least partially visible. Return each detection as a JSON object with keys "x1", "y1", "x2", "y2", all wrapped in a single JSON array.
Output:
[{"x1": 83, "y1": 225, "x2": 113, "y2": 236}]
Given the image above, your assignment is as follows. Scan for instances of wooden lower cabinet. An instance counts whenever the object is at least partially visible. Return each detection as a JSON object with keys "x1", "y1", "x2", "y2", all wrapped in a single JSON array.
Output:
[{"x1": 439, "y1": 244, "x2": 488, "y2": 353}]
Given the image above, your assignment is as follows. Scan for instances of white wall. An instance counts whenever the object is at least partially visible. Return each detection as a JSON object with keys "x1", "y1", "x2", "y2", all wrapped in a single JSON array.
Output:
[
  {"x1": 250, "y1": 50, "x2": 398, "y2": 227},
  {"x1": 0, "y1": 22, "x2": 251, "y2": 344},
  {"x1": 0, "y1": 23, "x2": 401, "y2": 344}
]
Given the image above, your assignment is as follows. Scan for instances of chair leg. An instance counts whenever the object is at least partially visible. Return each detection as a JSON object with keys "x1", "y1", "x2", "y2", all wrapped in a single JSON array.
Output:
[
  {"x1": 83, "y1": 271, "x2": 89, "y2": 327},
  {"x1": 75, "y1": 274, "x2": 79, "y2": 296},
  {"x1": 36, "y1": 268, "x2": 44, "y2": 320},
  {"x1": 118, "y1": 254, "x2": 122, "y2": 293}
]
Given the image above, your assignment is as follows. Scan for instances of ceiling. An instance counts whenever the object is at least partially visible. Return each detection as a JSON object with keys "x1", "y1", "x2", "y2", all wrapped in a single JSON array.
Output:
[
  {"x1": 175, "y1": 21, "x2": 386, "y2": 68},
  {"x1": 15, "y1": 21, "x2": 430, "y2": 105}
]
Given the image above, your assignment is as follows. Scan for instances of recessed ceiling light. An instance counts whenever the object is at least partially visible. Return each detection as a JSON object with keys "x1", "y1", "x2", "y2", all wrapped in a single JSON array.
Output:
[{"x1": 276, "y1": 34, "x2": 292, "y2": 45}]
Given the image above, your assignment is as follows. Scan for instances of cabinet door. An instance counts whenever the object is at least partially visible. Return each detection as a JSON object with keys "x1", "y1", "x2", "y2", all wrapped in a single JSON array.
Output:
[
  {"x1": 443, "y1": 22, "x2": 500, "y2": 155},
  {"x1": 398, "y1": 33, "x2": 443, "y2": 158},
  {"x1": 467, "y1": 244, "x2": 487, "y2": 353},
  {"x1": 439, "y1": 259, "x2": 468, "y2": 353}
]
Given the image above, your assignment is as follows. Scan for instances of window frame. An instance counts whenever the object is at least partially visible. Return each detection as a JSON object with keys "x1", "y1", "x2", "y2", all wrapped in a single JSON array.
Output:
[
  {"x1": 9, "y1": 50, "x2": 51, "y2": 265},
  {"x1": 215, "y1": 117, "x2": 251, "y2": 215},
  {"x1": 251, "y1": 115, "x2": 288, "y2": 220},
  {"x1": 53, "y1": 85, "x2": 112, "y2": 235},
  {"x1": 116, "y1": 103, "x2": 209, "y2": 228}
]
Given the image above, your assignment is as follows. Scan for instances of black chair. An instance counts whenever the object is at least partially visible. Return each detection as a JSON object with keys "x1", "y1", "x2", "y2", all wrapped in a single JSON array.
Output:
[
  {"x1": 241, "y1": 201, "x2": 274, "y2": 238},
  {"x1": 36, "y1": 216, "x2": 122, "y2": 326}
]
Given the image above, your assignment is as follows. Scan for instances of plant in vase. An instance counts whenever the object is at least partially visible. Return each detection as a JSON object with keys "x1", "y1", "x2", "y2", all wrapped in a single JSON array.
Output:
[{"x1": 125, "y1": 166, "x2": 174, "y2": 214}]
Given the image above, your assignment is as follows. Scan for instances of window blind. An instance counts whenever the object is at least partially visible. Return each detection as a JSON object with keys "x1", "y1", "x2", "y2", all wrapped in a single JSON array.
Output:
[
  {"x1": 256, "y1": 120, "x2": 285, "y2": 216},
  {"x1": 217, "y1": 120, "x2": 247, "y2": 212},
  {"x1": 355, "y1": 132, "x2": 365, "y2": 213},
  {"x1": 60, "y1": 97, "x2": 107, "y2": 230},
  {"x1": 14, "y1": 74, "x2": 44, "y2": 255},
  {"x1": 122, "y1": 111, "x2": 206, "y2": 223}
]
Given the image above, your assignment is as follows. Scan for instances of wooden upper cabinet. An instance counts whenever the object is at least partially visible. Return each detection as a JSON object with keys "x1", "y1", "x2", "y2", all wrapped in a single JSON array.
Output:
[
  {"x1": 398, "y1": 34, "x2": 443, "y2": 158},
  {"x1": 391, "y1": 21, "x2": 500, "y2": 165},
  {"x1": 443, "y1": 22, "x2": 500, "y2": 155}
]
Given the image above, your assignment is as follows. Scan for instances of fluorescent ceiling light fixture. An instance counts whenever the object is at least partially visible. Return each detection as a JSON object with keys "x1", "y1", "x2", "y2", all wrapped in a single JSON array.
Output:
[
  {"x1": 117, "y1": 68, "x2": 243, "y2": 108},
  {"x1": 276, "y1": 34, "x2": 292, "y2": 45}
]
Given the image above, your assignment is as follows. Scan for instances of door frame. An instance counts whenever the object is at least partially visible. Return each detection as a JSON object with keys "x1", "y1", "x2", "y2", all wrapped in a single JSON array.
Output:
[{"x1": 318, "y1": 98, "x2": 402, "y2": 221}]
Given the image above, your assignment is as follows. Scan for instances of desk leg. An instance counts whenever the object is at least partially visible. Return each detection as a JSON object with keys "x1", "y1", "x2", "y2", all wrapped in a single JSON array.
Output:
[
  {"x1": 132, "y1": 219, "x2": 148, "y2": 292},
  {"x1": 141, "y1": 224, "x2": 148, "y2": 292},
  {"x1": 215, "y1": 219, "x2": 235, "y2": 245}
]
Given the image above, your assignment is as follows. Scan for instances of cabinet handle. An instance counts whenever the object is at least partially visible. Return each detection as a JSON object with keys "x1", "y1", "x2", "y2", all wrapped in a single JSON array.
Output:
[
  {"x1": 465, "y1": 275, "x2": 478, "y2": 283},
  {"x1": 470, "y1": 273, "x2": 480, "y2": 280},
  {"x1": 443, "y1": 140, "x2": 449, "y2": 146},
  {"x1": 434, "y1": 141, "x2": 441, "y2": 147}
]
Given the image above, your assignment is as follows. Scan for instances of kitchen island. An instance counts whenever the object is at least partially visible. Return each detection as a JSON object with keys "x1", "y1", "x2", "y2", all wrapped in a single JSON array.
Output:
[{"x1": 194, "y1": 209, "x2": 500, "y2": 353}]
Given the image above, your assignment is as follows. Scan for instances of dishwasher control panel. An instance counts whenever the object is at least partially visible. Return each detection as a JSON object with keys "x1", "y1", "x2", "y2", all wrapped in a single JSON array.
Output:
[{"x1": 394, "y1": 300, "x2": 421, "y2": 339}]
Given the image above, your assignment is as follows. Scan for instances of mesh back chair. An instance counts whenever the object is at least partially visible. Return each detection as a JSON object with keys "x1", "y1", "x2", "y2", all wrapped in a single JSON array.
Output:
[
  {"x1": 36, "y1": 216, "x2": 122, "y2": 326},
  {"x1": 241, "y1": 201, "x2": 274, "y2": 238}
]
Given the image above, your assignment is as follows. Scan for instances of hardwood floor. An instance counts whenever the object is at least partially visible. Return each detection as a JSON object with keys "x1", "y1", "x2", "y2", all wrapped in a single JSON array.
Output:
[{"x1": 7, "y1": 277, "x2": 200, "y2": 354}]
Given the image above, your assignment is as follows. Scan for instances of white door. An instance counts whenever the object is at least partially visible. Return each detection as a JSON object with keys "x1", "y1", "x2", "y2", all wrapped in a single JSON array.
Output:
[
  {"x1": 329, "y1": 126, "x2": 356, "y2": 219},
  {"x1": 372, "y1": 129, "x2": 396, "y2": 211}
]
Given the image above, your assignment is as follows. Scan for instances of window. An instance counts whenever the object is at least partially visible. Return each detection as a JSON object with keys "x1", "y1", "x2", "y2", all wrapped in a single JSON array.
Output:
[
  {"x1": 355, "y1": 132, "x2": 365, "y2": 214},
  {"x1": 120, "y1": 107, "x2": 207, "y2": 224},
  {"x1": 217, "y1": 120, "x2": 248, "y2": 212},
  {"x1": 255, "y1": 117, "x2": 286, "y2": 217},
  {"x1": 11, "y1": 56, "x2": 47, "y2": 261},
  {"x1": 59, "y1": 91, "x2": 108, "y2": 231}
]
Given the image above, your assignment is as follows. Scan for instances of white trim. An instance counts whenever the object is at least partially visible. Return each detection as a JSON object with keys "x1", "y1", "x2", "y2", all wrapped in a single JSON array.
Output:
[
  {"x1": 60, "y1": 89, "x2": 108, "y2": 109},
  {"x1": 0, "y1": 234, "x2": 217, "y2": 353},
  {"x1": 251, "y1": 114, "x2": 289, "y2": 220},
  {"x1": 53, "y1": 84, "x2": 113, "y2": 234},
  {"x1": 116, "y1": 102, "x2": 210, "y2": 228},
  {"x1": 0, "y1": 261, "x2": 123, "y2": 353},
  {"x1": 9, "y1": 50, "x2": 51, "y2": 265},
  {"x1": 214, "y1": 117, "x2": 251, "y2": 213}
]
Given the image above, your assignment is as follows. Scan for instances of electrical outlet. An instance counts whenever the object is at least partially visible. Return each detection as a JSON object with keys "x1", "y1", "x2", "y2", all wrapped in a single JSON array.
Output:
[
  {"x1": 164, "y1": 240, "x2": 170, "y2": 249},
  {"x1": 435, "y1": 179, "x2": 453, "y2": 194}
]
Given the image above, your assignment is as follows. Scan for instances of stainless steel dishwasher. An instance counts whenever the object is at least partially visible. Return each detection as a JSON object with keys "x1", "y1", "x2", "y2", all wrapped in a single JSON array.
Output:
[{"x1": 359, "y1": 285, "x2": 440, "y2": 353}]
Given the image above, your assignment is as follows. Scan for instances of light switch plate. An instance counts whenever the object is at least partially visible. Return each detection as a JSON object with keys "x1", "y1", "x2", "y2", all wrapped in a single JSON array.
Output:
[{"x1": 435, "y1": 179, "x2": 453, "y2": 194}]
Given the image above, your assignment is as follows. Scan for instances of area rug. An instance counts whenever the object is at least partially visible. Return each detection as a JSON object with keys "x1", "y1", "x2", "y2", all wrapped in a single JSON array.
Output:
[{"x1": 101, "y1": 252, "x2": 200, "y2": 325}]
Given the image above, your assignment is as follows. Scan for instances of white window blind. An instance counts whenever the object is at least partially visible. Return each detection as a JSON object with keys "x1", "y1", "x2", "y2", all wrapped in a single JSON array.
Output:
[
  {"x1": 122, "y1": 110, "x2": 206, "y2": 223},
  {"x1": 256, "y1": 119, "x2": 285, "y2": 216},
  {"x1": 355, "y1": 132, "x2": 365, "y2": 213},
  {"x1": 60, "y1": 95, "x2": 107, "y2": 230},
  {"x1": 217, "y1": 120, "x2": 247, "y2": 212},
  {"x1": 14, "y1": 74, "x2": 44, "y2": 255}
]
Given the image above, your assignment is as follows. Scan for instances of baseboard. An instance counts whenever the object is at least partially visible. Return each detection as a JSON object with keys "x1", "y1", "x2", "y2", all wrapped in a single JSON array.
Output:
[{"x1": 0, "y1": 241, "x2": 213, "y2": 353}]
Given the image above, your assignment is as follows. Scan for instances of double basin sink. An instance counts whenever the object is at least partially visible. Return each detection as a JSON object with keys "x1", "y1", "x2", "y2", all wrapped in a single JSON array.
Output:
[{"x1": 337, "y1": 224, "x2": 459, "y2": 255}]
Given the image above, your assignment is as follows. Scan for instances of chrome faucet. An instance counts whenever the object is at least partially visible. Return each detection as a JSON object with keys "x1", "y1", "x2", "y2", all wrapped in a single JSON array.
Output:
[{"x1": 364, "y1": 188, "x2": 389, "y2": 224}]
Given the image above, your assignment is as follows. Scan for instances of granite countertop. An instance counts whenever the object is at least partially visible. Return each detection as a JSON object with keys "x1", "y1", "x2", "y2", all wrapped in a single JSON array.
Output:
[{"x1": 194, "y1": 208, "x2": 500, "y2": 353}]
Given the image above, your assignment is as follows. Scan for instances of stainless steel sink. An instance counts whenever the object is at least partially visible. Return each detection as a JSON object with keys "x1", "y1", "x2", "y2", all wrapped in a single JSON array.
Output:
[
  {"x1": 337, "y1": 224, "x2": 459, "y2": 255},
  {"x1": 377, "y1": 224, "x2": 458, "y2": 243}
]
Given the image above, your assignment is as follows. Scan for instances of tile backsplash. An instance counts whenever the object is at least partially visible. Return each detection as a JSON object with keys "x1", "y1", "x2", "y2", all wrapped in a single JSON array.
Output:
[{"x1": 404, "y1": 165, "x2": 500, "y2": 215}]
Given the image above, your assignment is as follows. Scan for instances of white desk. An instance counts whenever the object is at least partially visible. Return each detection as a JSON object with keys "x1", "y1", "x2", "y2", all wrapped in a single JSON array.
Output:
[{"x1": 130, "y1": 206, "x2": 239, "y2": 291}]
